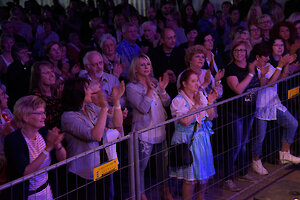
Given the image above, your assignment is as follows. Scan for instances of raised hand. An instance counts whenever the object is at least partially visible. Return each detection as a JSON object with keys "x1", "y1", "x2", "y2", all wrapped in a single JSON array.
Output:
[
  {"x1": 71, "y1": 63, "x2": 81, "y2": 75},
  {"x1": 215, "y1": 68, "x2": 225, "y2": 82},
  {"x1": 165, "y1": 69, "x2": 176, "y2": 83},
  {"x1": 208, "y1": 89, "x2": 218, "y2": 104},
  {"x1": 194, "y1": 91, "x2": 202, "y2": 107},
  {"x1": 111, "y1": 81, "x2": 125, "y2": 103},
  {"x1": 145, "y1": 76, "x2": 154, "y2": 91},
  {"x1": 203, "y1": 70, "x2": 212, "y2": 87},
  {"x1": 46, "y1": 127, "x2": 64, "y2": 151},
  {"x1": 260, "y1": 64, "x2": 270, "y2": 76},
  {"x1": 93, "y1": 89, "x2": 109, "y2": 108},
  {"x1": 112, "y1": 63, "x2": 124, "y2": 79},
  {"x1": 159, "y1": 71, "x2": 169, "y2": 91},
  {"x1": 249, "y1": 60, "x2": 257, "y2": 75}
]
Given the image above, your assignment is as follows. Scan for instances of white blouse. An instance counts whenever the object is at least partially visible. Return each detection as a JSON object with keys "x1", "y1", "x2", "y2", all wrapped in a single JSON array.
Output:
[{"x1": 256, "y1": 63, "x2": 287, "y2": 120}]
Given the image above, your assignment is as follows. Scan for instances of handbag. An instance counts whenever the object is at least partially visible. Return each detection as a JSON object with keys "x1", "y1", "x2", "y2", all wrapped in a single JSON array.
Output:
[{"x1": 169, "y1": 123, "x2": 197, "y2": 167}]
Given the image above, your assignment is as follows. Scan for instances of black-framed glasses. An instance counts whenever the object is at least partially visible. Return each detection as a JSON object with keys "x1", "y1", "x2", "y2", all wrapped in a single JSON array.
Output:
[
  {"x1": 31, "y1": 112, "x2": 46, "y2": 115},
  {"x1": 87, "y1": 61, "x2": 103, "y2": 67},
  {"x1": 233, "y1": 49, "x2": 247, "y2": 53}
]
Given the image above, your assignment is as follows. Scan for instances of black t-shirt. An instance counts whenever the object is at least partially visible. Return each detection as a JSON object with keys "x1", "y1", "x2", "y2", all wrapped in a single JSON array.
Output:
[{"x1": 223, "y1": 62, "x2": 260, "y2": 115}]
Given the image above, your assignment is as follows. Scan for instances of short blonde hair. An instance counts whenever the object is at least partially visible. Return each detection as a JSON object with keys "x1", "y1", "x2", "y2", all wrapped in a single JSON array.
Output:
[
  {"x1": 128, "y1": 54, "x2": 154, "y2": 82},
  {"x1": 13, "y1": 95, "x2": 45, "y2": 126},
  {"x1": 185, "y1": 45, "x2": 207, "y2": 67}
]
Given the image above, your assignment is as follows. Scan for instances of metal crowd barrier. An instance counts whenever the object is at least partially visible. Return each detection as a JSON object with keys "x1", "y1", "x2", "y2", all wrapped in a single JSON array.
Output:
[{"x1": 0, "y1": 72, "x2": 299, "y2": 200}]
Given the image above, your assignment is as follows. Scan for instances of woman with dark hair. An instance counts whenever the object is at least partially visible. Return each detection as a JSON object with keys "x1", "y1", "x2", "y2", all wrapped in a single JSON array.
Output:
[
  {"x1": 222, "y1": 40, "x2": 260, "y2": 192},
  {"x1": 30, "y1": 61, "x2": 63, "y2": 129},
  {"x1": 270, "y1": 21, "x2": 297, "y2": 53},
  {"x1": 251, "y1": 42, "x2": 299, "y2": 175},
  {"x1": 4, "y1": 95, "x2": 66, "y2": 200},
  {"x1": 179, "y1": 27, "x2": 198, "y2": 52},
  {"x1": 181, "y1": 3, "x2": 198, "y2": 30},
  {"x1": 5, "y1": 43, "x2": 32, "y2": 110},
  {"x1": 126, "y1": 54, "x2": 173, "y2": 200},
  {"x1": 170, "y1": 69, "x2": 217, "y2": 200},
  {"x1": 61, "y1": 77, "x2": 124, "y2": 199}
]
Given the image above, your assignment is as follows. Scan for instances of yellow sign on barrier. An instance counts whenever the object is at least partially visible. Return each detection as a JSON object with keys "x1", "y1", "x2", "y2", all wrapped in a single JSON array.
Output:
[
  {"x1": 288, "y1": 86, "x2": 300, "y2": 99},
  {"x1": 93, "y1": 158, "x2": 118, "y2": 181}
]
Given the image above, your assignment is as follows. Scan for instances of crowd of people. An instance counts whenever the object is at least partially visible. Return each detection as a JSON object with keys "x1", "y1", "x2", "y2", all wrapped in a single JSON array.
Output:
[{"x1": 0, "y1": 0, "x2": 299, "y2": 199}]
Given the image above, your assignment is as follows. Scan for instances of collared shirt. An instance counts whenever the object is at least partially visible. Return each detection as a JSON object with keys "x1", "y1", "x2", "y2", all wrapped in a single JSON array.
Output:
[{"x1": 116, "y1": 39, "x2": 140, "y2": 78}]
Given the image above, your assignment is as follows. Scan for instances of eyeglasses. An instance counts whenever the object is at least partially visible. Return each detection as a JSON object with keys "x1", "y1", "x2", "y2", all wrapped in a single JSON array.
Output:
[
  {"x1": 31, "y1": 112, "x2": 46, "y2": 116},
  {"x1": 87, "y1": 61, "x2": 103, "y2": 67},
  {"x1": 250, "y1": 28, "x2": 260, "y2": 32},
  {"x1": 233, "y1": 49, "x2": 246, "y2": 53},
  {"x1": 273, "y1": 44, "x2": 284, "y2": 47},
  {"x1": 259, "y1": 20, "x2": 272, "y2": 24},
  {"x1": 41, "y1": 70, "x2": 55, "y2": 75},
  {"x1": 204, "y1": 38, "x2": 214, "y2": 42}
]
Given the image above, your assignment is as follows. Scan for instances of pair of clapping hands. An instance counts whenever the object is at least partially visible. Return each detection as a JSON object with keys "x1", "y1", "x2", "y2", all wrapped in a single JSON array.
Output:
[{"x1": 254, "y1": 54, "x2": 297, "y2": 75}]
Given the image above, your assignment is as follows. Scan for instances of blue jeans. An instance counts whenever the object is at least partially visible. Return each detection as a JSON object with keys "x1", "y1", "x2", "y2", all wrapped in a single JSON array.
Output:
[
  {"x1": 253, "y1": 109, "x2": 298, "y2": 158},
  {"x1": 224, "y1": 112, "x2": 255, "y2": 180},
  {"x1": 139, "y1": 140, "x2": 168, "y2": 194}
]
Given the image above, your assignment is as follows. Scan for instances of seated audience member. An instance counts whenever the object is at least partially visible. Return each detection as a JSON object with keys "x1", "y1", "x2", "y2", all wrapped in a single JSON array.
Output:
[
  {"x1": 61, "y1": 77, "x2": 124, "y2": 199},
  {"x1": 79, "y1": 51, "x2": 126, "y2": 107},
  {"x1": 67, "y1": 32, "x2": 83, "y2": 64},
  {"x1": 222, "y1": 40, "x2": 260, "y2": 192},
  {"x1": 4, "y1": 95, "x2": 66, "y2": 200},
  {"x1": 30, "y1": 61, "x2": 63, "y2": 129},
  {"x1": 165, "y1": 11, "x2": 187, "y2": 47},
  {"x1": 257, "y1": 14, "x2": 274, "y2": 41},
  {"x1": 270, "y1": 21, "x2": 298, "y2": 54},
  {"x1": 100, "y1": 34, "x2": 125, "y2": 79},
  {"x1": 5, "y1": 43, "x2": 32, "y2": 111},
  {"x1": 0, "y1": 84, "x2": 16, "y2": 186},
  {"x1": 126, "y1": 54, "x2": 173, "y2": 200},
  {"x1": 138, "y1": 21, "x2": 160, "y2": 54},
  {"x1": 170, "y1": 69, "x2": 217, "y2": 200},
  {"x1": 116, "y1": 22, "x2": 140, "y2": 80},
  {"x1": 251, "y1": 42, "x2": 300, "y2": 176},
  {"x1": 1, "y1": 20, "x2": 27, "y2": 44},
  {"x1": 0, "y1": 34, "x2": 15, "y2": 79},
  {"x1": 183, "y1": 45, "x2": 223, "y2": 100},
  {"x1": 179, "y1": 27, "x2": 198, "y2": 52},
  {"x1": 113, "y1": 13, "x2": 127, "y2": 44},
  {"x1": 148, "y1": 28, "x2": 186, "y2": 98}
]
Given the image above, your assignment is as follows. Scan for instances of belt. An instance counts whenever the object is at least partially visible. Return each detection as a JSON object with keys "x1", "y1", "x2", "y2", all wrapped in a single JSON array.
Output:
[{"x1": 28, "y1": 180, "x2": 48, "y2": 196}]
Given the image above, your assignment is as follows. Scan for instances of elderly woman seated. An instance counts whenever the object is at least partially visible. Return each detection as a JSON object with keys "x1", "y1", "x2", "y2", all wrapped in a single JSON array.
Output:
[{"x1": 4, "y1": 95, "x2": 66, "y2": 200}]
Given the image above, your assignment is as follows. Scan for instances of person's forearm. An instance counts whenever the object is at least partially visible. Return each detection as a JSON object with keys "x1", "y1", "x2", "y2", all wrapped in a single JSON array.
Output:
[
  {"x1": 112, "y1": 100, "x2": 123, "y2": 128},
  {"x1": 24, "y1": 149, "x2": 50, "y2": 175},
  {"x1": 91, "y1": 107, "x2": 108, "y2": 142},
  {"x1": 234, "y1": 75, "x2": 253, "y2": 94}
]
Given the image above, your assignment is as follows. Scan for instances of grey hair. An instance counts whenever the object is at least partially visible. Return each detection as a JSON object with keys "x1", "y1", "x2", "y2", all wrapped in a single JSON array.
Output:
[
  {"x1": 83, "y1": 50, "x2": 102, "y2": 66},
  {"x1": 141, "y1": 21, "x2": 157, "y2": 32},
  {"x1": 99, "y1": 33, "x2": 117, "y2": 50},
  {"x1": 122, "y1": 22, "x2": 136, "y2": 33}
]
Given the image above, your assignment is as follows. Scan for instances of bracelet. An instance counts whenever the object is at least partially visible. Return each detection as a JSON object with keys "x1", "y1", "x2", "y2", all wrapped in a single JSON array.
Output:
[
  {"x1": 276, "y1": 67, "x2": 282, "y2": 71},
  {"x1": 42, "y1": 149, "x2": 49, "y2": 156},
  {"x1": 114, "y1": 106, "x2": 121, "y2": 110},
  {"x1": 248, "y1": 73, "x2": 254, "y2": 77}
]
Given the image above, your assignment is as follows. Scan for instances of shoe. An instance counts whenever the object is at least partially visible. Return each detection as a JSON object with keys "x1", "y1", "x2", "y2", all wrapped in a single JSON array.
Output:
[
  {"x1": 223, "y1": 180, "x2": 242, "y2": 192},
  {"x1": 252, "y1": 159, "x2": 269, "y2": 175},
  {"x1": 279, "y1": 151, "x2": 300, "y2": 164},
  {"x1": 238, "y1": 173, "x2": 256, "y2": 182}
]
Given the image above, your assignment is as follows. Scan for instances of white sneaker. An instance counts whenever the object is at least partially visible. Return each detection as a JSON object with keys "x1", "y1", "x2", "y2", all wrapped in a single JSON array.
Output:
[
  {"x1": 252, "y1": 159, "x2": 269, "y2": 175},
  {"x1": 279, "y1": 151, "x2": 300, "y2": 164}
]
